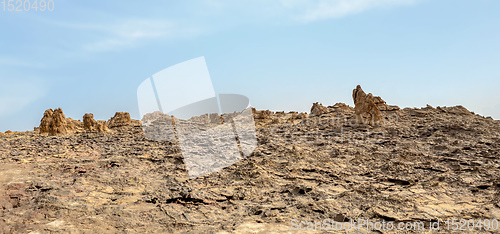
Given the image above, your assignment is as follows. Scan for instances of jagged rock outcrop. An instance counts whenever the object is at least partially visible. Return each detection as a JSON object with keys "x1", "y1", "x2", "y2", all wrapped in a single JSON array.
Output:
[
  {"x1": 329, "y1": 103, "x2": 354, "y2": 114},
  {"x1": 83, "y1": 113, "x2": 108, "y2": 132},
  {"x1": 352, "y1": 85, "x2": 383, "y2": 125},
  {"x1": 39, "y1": 108, "x2": 78, "y2": 136},
  {"x1": 372, "y1": 95, "x2": 400, "y2": 111},
  {"x1": 39, "y1": 109, "x2": 54, "y2": 134},
  {"x1": 49, "y1": 110, "x2": 65, "y2": 135},
  {"x1": 252, "y1": 109, "x2": 272, "y2": 120},
  {"x1": 83, "y1": 113, "x2": 97, "y2": 131},
  {"x1": 437, "y1": 105, "x2": 473, "y2": 115},
  {"x1": 252, "y1": 109, "x2": 309, "y2": 125},
  {"x1": 310, "y1": 102, "x2": 327, "y2": 116},
  {"x1": 107, "y1": 112, "x2": 132, "y2": 128}
]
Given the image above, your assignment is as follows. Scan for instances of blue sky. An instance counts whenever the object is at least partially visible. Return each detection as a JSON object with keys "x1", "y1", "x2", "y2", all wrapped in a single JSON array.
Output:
[{"x1": 1, "y1": 0, "x2": 499, "y2": 132}]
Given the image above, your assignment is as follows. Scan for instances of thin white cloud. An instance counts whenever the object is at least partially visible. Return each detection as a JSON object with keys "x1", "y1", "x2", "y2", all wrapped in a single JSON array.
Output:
[
  {"x1": 198, "y1": 0, "x2": 418, "y2": 23},
  {"x1": 42, "y1": 18, "x2": 202, "y2": 53},
  {"x1": 279, "y1": 0, "x2": 417, "y2": 22},
  {"x1": 80, "y1": 19, "x2": 177, "y2": 52}
]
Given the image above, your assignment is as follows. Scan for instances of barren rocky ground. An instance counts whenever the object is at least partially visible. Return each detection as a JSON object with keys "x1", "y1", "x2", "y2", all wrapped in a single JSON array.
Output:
[{"x1": 0, "y1": 104, "x2": 499, "y2": 233}]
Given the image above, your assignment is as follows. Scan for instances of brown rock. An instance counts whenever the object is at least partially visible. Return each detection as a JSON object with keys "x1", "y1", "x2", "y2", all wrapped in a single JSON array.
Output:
[
  {"x1": 296, "y1": 112, "x2": 308, "y2": 119},
  {"x1": 83, "y1": 113, "x2": 107, "y2": 132},
  {"x1": 67, "y1": 118, "x2": 83, "y2": 131},
  {"x1": 5, "y1": 130, "x2": 12, "y2": 134},
  {"x1": 284, "y1": 112, "x2": 308, "y2": 124},
  {"x1": 372, "y1": 95, "x2": 400, "y2": 111},
  {"x1": 50, "y1": 108, "x2": 70, "y2": 136},
  {"x1": 275, "y1": 111, "x2": 285, "y2": 117},
  {"x1": 83, "y1": 113, "x2": 97, "y2": 131},
  {"x1": 329, "y1": 103, "x2": 354, "y2": 113},
  {"x1": 437, "y1": 105, "x2": 473, "y2": 115},
  {"x1": 310, "y1": 102, "x2": 327, "y2": 116},
  {"x1": 96, "y1": 121, "x2": 108, "y2": 132},
  {"x1": 252, "y1": 109, "x2": 272, "y2": 120},
  {"x1": 39, "y1": 109, "x2": 53, "y2": 134},
  {"x1": 39, "y1": 108, "x2": 77, "y2": 136},
  {"x1": 107, "y1": 112, "x2": 132, "y2": 128},
  {"x1": 352, "y1": 85, "x2": 383, "y2": 125}
]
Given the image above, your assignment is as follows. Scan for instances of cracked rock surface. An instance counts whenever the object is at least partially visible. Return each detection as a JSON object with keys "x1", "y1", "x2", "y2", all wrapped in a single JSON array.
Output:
[{"x1": 0, "y1": 105, "x2": 499, "y2": 233}]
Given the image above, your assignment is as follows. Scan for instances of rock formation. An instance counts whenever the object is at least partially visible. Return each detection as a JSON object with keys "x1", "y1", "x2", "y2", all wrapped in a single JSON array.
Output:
[
  {"x1": 252, "y1": 109, "x2": 272, "y2": 120},
  {"x1": 372, "y1": 95, "x2": 400, "y2": 111},
  {"x1": 107, "y1": 112, "x2": 132, "y2": 128},
  {"x1": 39, "y1": 108, "x2": 78, "y2": 136},
  {"x1": 39, "y1": 109, "x2": 53, "y2": 134},
  {"x1": 352, "y1": 85, "x2": 383, "y2": 125},
  {"x1": 37, "y1": 110, "x2": 136, "y2": 136},
  {"x1": 95, "y1": 121, "x2": 108, "y2": 132},
  {"x1": 83, "y1": 113, "x2": 108, "y2": 132},
  {"x1": 83, "y1": 113, "x2": 97, "y2": 131},
  {"x1": 310, "y1": 102, "x2": 327, "y2": 116}
]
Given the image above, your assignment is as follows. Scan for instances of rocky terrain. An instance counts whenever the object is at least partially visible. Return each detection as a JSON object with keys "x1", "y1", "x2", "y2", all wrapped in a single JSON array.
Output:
[{"x1": 0, "y1": 97, "x2": 499, "y2": 232}]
